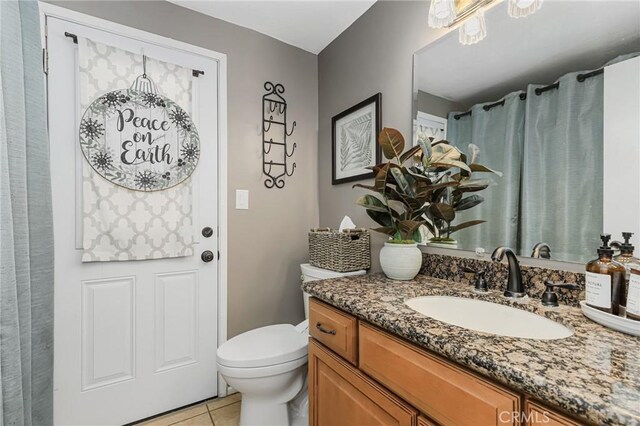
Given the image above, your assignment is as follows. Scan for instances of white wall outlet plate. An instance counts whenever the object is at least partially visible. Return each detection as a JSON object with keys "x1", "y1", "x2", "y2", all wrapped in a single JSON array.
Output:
[{"x1": 235, "y1": 189, "x2": 249, "y2": 210}]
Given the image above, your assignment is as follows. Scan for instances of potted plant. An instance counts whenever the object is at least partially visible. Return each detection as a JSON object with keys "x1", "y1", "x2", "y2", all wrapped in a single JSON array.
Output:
[{"x1": 354, "y1": 127, "x2": 500, "y2": 280}]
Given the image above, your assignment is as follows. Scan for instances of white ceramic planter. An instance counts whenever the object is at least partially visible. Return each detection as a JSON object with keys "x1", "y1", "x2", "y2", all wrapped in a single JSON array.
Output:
[{"x1": 379, "y1": 242, "x2": 423, "y2": 281}]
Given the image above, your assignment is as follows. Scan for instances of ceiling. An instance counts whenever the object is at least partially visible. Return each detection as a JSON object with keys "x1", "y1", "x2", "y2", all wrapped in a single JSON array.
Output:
[
  {"x1": 167, "y1": 0, "x2": 377, "y2": 54},
  {"x1": 415, "y1": 0, "x2": 640, "y2": 107}
]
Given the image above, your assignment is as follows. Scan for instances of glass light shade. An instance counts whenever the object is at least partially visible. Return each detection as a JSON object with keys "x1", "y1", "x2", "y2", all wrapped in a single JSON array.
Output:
[
  {"x1": 508, "y1": 0, "x2": 543, "y2": 18},
  {"x1": 428, "y1": 0, "x2": 456, "y2": 28},
  {"x1": 459, "y1": 11, "x2": 487, "y2": 45}
]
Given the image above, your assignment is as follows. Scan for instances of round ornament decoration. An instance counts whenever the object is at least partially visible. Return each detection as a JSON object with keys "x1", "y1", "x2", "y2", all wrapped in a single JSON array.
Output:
[{"x1": 79, "y1": 59, "x2": 199, "y2": 191}]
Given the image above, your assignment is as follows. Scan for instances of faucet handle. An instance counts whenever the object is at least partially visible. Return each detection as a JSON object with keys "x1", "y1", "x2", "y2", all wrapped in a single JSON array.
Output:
[
  {"x1": 461, "y1": 266, "x2": 477, "y2": 274},
  {"x1": 542, "y1": 280, "x2": 580, "y2": 307},
  {"x1": 461, "y1": 267, "x2": 488, "y2": 293}
]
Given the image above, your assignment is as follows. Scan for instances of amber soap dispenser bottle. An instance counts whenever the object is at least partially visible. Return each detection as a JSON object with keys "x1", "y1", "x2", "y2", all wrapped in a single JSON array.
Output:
[{"x1": 585, "y1": 234, "x2": 626, "y2": 315}]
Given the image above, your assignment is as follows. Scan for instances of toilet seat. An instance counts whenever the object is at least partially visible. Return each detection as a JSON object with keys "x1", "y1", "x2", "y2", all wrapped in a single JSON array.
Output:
[
  {"x1": 217, "y1": 324, "x2": 308, "y2": 369},
  {"x1": 217, "y1": 355, "x2": 308, "y2": 379}
]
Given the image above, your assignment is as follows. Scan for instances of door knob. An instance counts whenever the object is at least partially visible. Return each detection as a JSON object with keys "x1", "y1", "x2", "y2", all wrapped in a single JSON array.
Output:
[{"x1": 201, "y1": 250, "x2": 215, "y2": 263}]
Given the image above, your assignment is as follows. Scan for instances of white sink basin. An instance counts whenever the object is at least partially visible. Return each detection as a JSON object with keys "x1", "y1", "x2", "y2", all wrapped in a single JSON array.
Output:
[{"x1": 405, "y1": 296, "x2": 573, "y2": 340}]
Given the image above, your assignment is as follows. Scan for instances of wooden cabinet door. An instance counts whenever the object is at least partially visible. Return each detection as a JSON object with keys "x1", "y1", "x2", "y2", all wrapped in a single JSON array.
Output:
[
  {"x1": 359, "y1": 322, "x2": 521, "y2": 426},
  {"x1": 309, "y1": 339, "x2": 417, "y2": 426},
  {"x1": 525, "y1": 399, "x2": 584, "y2": 426},
  {"x1": 418, "y1": 416, "x2": 439, "y2": 426}
]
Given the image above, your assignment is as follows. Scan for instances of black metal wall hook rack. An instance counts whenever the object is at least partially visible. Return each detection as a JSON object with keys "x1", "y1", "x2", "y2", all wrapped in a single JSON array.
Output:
[{"x1": 262, "y1": 81, "x2": 296, "y2": 188}]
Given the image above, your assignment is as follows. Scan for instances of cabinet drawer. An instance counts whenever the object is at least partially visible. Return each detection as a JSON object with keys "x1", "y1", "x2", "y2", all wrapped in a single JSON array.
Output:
[
  {"x1": 525, "y1": 399, "x2": 583, "y2": 426},
  {"x1": 309, "y1": 339, "x2": 417, "y2": 426},
  {"x1": 359, "y1": 322, "x2": 521, "y2": 426},
  {"x1": 309, "y1": 298, "x2": 358, "y2": 364}
]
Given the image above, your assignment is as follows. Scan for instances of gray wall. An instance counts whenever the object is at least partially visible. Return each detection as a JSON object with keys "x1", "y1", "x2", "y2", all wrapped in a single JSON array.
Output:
[
  {"x1": 47, "y1": 0, "x2": 319, "y2": 338},
  {"x1": 416, "y1": 90, "x2": 464, "y2": 118},
  {"x1": 318, "y1": 1, "x2": 447, "y2": 270}
]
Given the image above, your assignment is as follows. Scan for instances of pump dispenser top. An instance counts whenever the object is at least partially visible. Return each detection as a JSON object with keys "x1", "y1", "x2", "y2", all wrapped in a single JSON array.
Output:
[
  {"x1": 620, "y1": 232, "x2": 635, "y2": 254},
  {"x1": 598, "y1": 234, "x2": 614, "y2": 257}
]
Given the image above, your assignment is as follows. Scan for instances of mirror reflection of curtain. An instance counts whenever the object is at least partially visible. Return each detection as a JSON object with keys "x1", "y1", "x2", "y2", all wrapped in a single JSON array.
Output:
[
  {"x1": 447, "y1": 91, "x2": 525, "y2": 251},
  {"x1": 446, "y1": 110, "x2": 471, "y2": 147},
  {"x1": 520, "y1": 73, "x2": 604, "y2": 262}
]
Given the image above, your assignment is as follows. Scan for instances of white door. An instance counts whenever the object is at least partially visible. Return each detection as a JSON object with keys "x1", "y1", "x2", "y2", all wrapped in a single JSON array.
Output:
[{"x1": 45, "y1": 12, "x2": 221, "y2": 425}]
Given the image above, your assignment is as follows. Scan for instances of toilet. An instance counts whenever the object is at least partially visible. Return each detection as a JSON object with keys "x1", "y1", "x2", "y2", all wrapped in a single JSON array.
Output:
[{"x1": 216, "y1": 263, "x2": 366, "y2": 426}]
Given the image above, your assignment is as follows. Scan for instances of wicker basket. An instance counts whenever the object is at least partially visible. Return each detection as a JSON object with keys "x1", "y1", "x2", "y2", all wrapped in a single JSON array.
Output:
[{"x1": 308, "y1": 228, "x2": 370, "y2": 272}]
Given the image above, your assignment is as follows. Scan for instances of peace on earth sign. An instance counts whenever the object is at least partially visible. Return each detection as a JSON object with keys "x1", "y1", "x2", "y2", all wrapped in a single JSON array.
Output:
[{"x1": 80, "y1": 88, "x2": 200, "y2": 191}]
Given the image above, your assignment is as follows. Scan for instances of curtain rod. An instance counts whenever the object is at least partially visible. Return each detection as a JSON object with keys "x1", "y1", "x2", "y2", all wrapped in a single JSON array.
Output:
[
  {"x1": 453, "y1": 68, "x2": 603, "y2": 119},
  {"x1": 63, "y1": 32, "x2": 204, "y2": 77},
  {"x1": 535, "y1": 68, "x2": 604, "y2": 95},
  {"x1": 454, "y1": 92, "x2": 527, "y2": 119}
]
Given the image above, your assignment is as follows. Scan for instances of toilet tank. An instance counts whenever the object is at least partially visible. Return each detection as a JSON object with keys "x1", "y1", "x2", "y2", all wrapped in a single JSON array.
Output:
[{"x1": 300, "y1": 263, "x2": 367, "y2": 319}]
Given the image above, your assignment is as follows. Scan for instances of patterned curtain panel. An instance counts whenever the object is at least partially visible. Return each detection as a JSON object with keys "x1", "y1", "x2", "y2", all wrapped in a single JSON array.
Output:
[{"x1": 79, "y1": 38, "x2": 194, "y2": 262}]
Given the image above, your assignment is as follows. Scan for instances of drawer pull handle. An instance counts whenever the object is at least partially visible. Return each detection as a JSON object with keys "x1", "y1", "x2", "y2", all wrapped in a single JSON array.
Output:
[{"x1": 315, "y1": 322, "x2": 336, "y2": 335}]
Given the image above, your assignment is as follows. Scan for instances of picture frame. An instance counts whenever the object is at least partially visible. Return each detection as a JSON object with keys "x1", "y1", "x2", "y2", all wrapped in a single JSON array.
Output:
[{"x1": 331, "y1": 93, "x2": 382, "y2": 185}]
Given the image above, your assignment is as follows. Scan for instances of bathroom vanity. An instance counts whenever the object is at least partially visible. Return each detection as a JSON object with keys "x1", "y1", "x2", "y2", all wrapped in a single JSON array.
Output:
[{"x1": 303, "y1": 274, "x2": 640, "y2": 426}]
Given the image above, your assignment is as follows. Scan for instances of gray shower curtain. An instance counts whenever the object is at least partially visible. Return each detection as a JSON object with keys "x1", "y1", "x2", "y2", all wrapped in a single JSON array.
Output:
[
  {"x1": 520, "y1": 72, "x2": 604, "y2": 262},
  {"x1": 446, "y1": 70, "x2": 604, "y2": 262},
  {"x1": 447, "y1": 91, "x2": 525, "y2": 252},
  {"x1": 0, "y1": 0, "x2": 54, "y2": 424}
]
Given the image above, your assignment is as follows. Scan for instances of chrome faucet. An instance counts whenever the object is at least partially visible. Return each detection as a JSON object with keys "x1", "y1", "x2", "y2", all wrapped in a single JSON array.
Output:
[
  {"x1": 531, "y1": 242, "x2": 551, "y2": 259},
  {"x1": 491, "y1": 247, "x2": 526, "y2": 298}
]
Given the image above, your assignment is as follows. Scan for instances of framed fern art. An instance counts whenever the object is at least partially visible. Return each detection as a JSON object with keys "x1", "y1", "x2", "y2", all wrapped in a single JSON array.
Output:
[{"x1": 331, "y1": 93, "x2": 382, "y2": 185}]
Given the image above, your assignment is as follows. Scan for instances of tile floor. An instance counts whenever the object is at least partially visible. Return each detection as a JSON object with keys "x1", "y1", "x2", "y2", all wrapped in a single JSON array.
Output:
[{"x1": 136, "y1": 393, "x2": 241, "y2": 426}]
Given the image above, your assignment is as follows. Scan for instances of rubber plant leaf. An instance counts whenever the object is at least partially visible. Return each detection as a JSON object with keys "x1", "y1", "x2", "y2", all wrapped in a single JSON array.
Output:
[
  {"x1": 468, "y1": 144, "x2": 480, "y2": 164},
  {"x1": 430, "y1": 143, "x2": 471, "y2": 173},
  {"x1": 366, "y1": 209, "x2": 393, "y2": 228},
  {"x1": 405, "y1": 166, "x2": 433, "y2": 183},
  {"x1": 372, "y1": 226, "x2": 397, "y2": 236},
  {"x1": 453, "y1": 179, "x2": 491, "y2": 194},
  {"x1": 356, "y1": 194, "x2": 389, "y2": 213},
  {"x1": 469, "y1": 163, "x2": 503, "y2": 177},
  {"x1": 454, "y1": 195, "x2": 484, "y2": 211},
  {"x1": 386, "y1": 186, "x2": 422, "y2": 211},
  {"x1": 399, "y1": 220, "x2": 424, "y2": 240},
  {"x1": 428, "y1": 202, "x2": 456, "y2": 222},
  {"x1": 379, "y1": 127, "x2": 405, "y2": 161},
  {"x1": 418, "y1": 138, "x2": 432, "y2": 166},
  {"x1": 412, "y1": 228, "x2": 423, "y2": 244},
  {"x1": 390, "y1": 167, "x2": 416, "y2": 198},
  {"x1": 352, "y1": 183, "x2": 380, "y2": 194},
  {"x1": 374, "y1": 163, "x2": 392, "y2": 192},
  {"x1": 399, "y1": 145, "x2": 422, "y2": 164},
  {"x1": 448, "y1": 220, "x2": 486, "y2": 234}
]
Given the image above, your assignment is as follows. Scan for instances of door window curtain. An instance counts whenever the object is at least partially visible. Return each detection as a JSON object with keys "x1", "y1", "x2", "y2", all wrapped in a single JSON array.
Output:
[
  {"x1": 0, "y1": 0, "x2": 54, "y2": 424},
  {"x1": 447, "y1": 91, "x2": 525, "y2": 252},
  {"x1": 78, "y1": 37, "x2": 195, "y2": 262}
]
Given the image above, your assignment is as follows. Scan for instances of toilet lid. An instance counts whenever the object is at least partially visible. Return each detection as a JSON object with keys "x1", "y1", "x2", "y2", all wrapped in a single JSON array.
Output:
[{"x1": 217, "y1": 324, "x2": 308, "y2": 368}]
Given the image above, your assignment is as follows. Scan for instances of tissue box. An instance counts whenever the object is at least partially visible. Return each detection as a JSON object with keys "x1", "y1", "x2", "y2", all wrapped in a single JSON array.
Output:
[{"x1": 308, "y1": 228, "x2": 370, "y2": 272}]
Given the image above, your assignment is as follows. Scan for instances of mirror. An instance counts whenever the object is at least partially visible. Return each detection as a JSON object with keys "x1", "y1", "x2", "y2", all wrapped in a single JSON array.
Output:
[{"x1": 412, "y1": 0, "x2": 640, "y2": 264}]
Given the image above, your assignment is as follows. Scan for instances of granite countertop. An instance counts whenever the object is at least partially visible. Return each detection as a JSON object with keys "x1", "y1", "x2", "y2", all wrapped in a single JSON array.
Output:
[{"x1": 302, "y1": 274, "x2": 640, "y2": 426}]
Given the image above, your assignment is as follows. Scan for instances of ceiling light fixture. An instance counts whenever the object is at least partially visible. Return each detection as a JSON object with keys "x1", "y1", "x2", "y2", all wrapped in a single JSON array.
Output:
[
  {"x1": 428, "y1": 0, "x2": 457, "y2": 28},
  {"x1": 428, "y1": 0, "x2": 543, "y2": 45},
  {"x1": 508, "y1": 0, "x2": 543, "y2": 18},
  {"x1": 458, "y1": 11, "x2": 487, "y2": 45}
]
